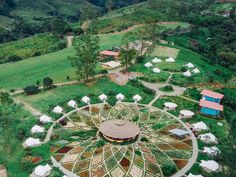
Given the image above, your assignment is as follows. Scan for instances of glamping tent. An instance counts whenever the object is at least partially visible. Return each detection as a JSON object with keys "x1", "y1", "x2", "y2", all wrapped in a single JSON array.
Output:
[
  {"x1": 144, "y1": 62, "x2": 153, "y2": 68},
  {"x1": 179, "y1": 110, "x2": 195, "y2": 118},
  {"x1": 39, "y1": 115, "x2": 52, "y2": 124},
  {"x1": 81, "y1": 96, "x2": 90, "y2": 104},
  {"x1": 23, "y1": 137, "x2": 41, "y2": 148},
  {"x1": 165, "y1": 57, "x2": 175, "y2": 62},
  {"x1": 199, "y1": 160, "x2": 220, "y2": 172},
  {"x1": 199, "y1": 133, "x2": 218, "y2": 144},
  {"x1": 53, "y1": 106, "x2": 63, "y2": 114},
  {"x1": 192, "y1": 68, "x2": 200, "y2": 73},
  {"x1": 33, "y1": 164, "x2": 52, "y2": 177},
  {"x1": 164, "y1": 102, "x2": 177, "y2": 110},
  {"x1": 183, "y1": 71, "x2": 191, "y2": 77},
  {"x1": 203, "y1": 146, "x2": 221, "y2": 156},
  {"x1": 67, "y1": 100, "x2": 77, "y2": 108},
  {"x1": 187, "y1": 173, "x2": 204, "y2": 177},
  {"x1": 153, "y1": 68, "x2": 161, "y2": 73},
  {"x1": 192, "y1": 121, "x2": 209, "y2": 131},
  {"x1": 31, "y1": 125, "x2": 45, "y2": 134},
  {"x1": 133, "y1": 94, "x2": 142, "y2": 102},
  {"x1": 152, "y1": 58, "x2": 162, "y2": 63},
  {"x1": 185, "y1": 62, "x2": 195, "y2": 68},
  {"x1": 116, "y1": 93, "x2": 125, "y2": 101},
  {"x1": 99, "y1": 94, "x2": 108, "y2": 102}
]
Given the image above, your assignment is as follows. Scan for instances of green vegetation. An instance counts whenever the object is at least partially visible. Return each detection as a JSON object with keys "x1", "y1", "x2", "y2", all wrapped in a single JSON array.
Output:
[
  {"x1": 0, "y1": 33, "x2": 65, "y2": 63},
  {"x1": 16, "y1": 77, "x2": 154, "y2": 113}
]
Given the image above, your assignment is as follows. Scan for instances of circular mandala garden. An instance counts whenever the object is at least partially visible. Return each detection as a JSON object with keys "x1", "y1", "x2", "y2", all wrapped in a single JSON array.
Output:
[{"x1": 51, "y1": 102, "x2": 196, "y2": 177}]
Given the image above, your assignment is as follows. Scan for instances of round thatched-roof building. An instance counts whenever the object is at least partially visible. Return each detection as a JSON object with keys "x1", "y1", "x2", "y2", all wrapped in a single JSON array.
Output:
[{"x1": 99, "y1": 120, "x2": 140, "y2": 142}]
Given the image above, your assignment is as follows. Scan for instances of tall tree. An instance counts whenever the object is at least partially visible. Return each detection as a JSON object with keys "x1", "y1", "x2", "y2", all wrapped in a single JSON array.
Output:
[
  {"x1": 69, "y1": 35, "x2": 99, "y2": 80},
  {"x1": 120, "y1": 48, "x2": 137, "y2": 69}
]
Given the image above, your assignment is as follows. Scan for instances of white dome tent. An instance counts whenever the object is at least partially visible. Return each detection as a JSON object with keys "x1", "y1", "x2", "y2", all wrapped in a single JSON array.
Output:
[
  {"x1": 133, "y1": 94, "x2": 142, "y2": 103},
  {"x1": 192, "y1": 121, "x2": 209, "y2": 131},
  {"x1": 39, "y1": 115, "x2": 52, "y2": 124},
  {"x1": 23, "y1": 137, "x2": 41, "y2": 148},
  {"x1": 165, "y1": 57, "x2": 175, "y2": 62},
  {"x1": 144, "y1": 62, "x2": 153, "y2": 68},
  {"x1": 199, "y1": 160, "x2": 220, "y2": 172},
  {"x1": 152, "y1": 58, "x2": 162, "y2": 63},
  {"x1": 116, "y1": 93, "x2": 125, "y2": 101},
  {"x1": 164, "y1": 102, "x2": 177, "y2": 110},
  {"x1": 33, "y1": 164, "x2": 52, "y2": 177},
  {"x1": 53, "y1": 106, "x2": 63, "y2": 114},
  {"x1": 179, "y1": 110, "x2": 195, "y2": 118},
  {"x1": 185, "y1": 62, "x2": 194, "y2": 68},
  {"x1": 31, "y1": 125, "x2": 45, "y2": 134},
  {"x1": 187, "y1": 173, "x2": 204, "y2": 177},
  {"x1": 192, "y1": 68, "x2": 200, "y2": 74},
  {"x1": 81, "y1": 96, "x2": 90, "y2": 104},
  {"x1": 67, "y1": 100, "x2": 77, "y2": 108},
  {"x1": 153, "y1": 68, "x2": 161, "y2": 73},
  {"x1": 99, "y1": 94, "x2": 108, "y2": 102},
  {"x1": 183, "y1": 71, "x2": 192, "y2": 77},
  {"x1": 203, "y1": 146, "x2": 221, "y2": 156},
  {"x1": 199, "y1": 133, "x2": 218, "y2": 144}
]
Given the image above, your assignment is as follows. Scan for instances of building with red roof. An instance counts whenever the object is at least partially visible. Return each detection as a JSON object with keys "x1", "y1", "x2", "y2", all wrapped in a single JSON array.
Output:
[
  {"x1": 100, "y1": 50, "x2": 120, "y2": 60},
  {"x1": 199, "y1": 90, "x2": 224, "y2": 117}
]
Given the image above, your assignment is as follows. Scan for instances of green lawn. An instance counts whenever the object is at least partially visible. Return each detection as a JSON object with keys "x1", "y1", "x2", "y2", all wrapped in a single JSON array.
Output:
[
  {"x1": 0, "y1": 33, "x2": 131, "y2": 91},
  {"x1": 16, "y1": 77, "x2": 154, "y2": 113}
]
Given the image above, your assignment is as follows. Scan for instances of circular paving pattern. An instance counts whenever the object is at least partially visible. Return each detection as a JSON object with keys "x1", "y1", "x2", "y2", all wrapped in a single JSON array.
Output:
[{"x1": 51, "y1": 102, "x2": 196, "y2": 177}]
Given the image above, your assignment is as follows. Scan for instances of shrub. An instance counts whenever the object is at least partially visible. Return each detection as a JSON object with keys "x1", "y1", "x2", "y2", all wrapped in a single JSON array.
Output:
[
  {"x1": 101, "y1": 69, "x2": 108, "y2": 74},
  {"x1": 8, "y1": 55, "x2": 23, "y2": 62},
  {"x1": 23, "y1": 85, "x2": 40, "y2": 95},
  {"x1": 10, "y1": 89, "x2": 15, "y2": 93},
  {"x1": 160, "y1": 85, "x2": 173, "y2": 92},
  {"x1": 20, "y1": 157, "x2": 34, "y2": 172},
  {"x1": 43, "y1": 77, "x2": 54, "y2": 89},
  {"x1": 33, "y1": 51, "x2": 41, "y2": 57},
  {"x1": 181, "y1": 66, "x2": 187, "y2": 72},
  {"x1": 57, "y1": 40, "x2": 67, "y2": 50},
  {"x1": 136, "y1": 56, "x2": 145, "y2": 63}
]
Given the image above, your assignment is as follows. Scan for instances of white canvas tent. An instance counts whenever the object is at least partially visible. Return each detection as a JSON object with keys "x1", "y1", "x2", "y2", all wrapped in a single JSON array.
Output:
[
  {"x1": 39, "y1": 115, "x2": 52, "y2": 124},
  {"x1": 199, "y1": 133, "x2": 218, "y2": 144},
  {"x1": 187, "y1": 173, "x2": 204, "y2": 177},
  {"x1": 199, "y1": 160, "x2": 220, "y2": 172},
  {"x1": 133, "y1": 94, "x2": 142, "y2": 102},
  {"x1": 180, "y1": 110, "x2": 195, "y2": 118},
  {"x1": 67, "y1": 100, "x2": 77, "y2": 108},
  {"x1": 33, "y1": 164, "x2": 52, "y2": 177},
  {"x1": 183, "y1": 71, "x2": 191, "y2": 77},
  {"x1": 152, "y1": 58, "x2": 162, "y2": 63},
  {"x1": 53, "y1": 106, "x2": 63, "y2": 114},
  {"x1": 164, "y1": 102, "x2": 177, "y2": 110},
  {"x1": 165, "y1": 57, "x2": 175, "y2": 62},
  {"x1": 144, "y1": 62, "x2": 153, "y2": 68},
  {"x1": 23, "y1": 137, "x2": 41, "y2": 148},
  {"x1": 99, "y1": 94, "x2": 107, "y2": 102},
  {"x1": 192, "y1": 68, "x2": 200, "y2": 73},
  {"x1": 81, "y1": 96, "x2": 90, "y2": 104},
  {"x1": 185, "y1": 62, "x2": 194, "y2": 68},
  {"x1": 116, "y1": 93, "x2": 125, "y2": 101},
  {"x1": 203, "y1": 146, "x2": 221, "y2": 156},
  {"x1": 31, "y1": 125, "x2": 45, "y2": 134},
  {"x1": 153, "y1": 68, "x2": 161, "y2": 73},
  {"x1": 192, "y1": 121, "x2": 209, "y2": 131}
]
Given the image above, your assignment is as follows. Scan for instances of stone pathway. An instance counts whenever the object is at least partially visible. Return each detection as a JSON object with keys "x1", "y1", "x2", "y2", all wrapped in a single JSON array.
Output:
[{"x1": 0, "y1": 165, "x2": 7, "y2": 177}]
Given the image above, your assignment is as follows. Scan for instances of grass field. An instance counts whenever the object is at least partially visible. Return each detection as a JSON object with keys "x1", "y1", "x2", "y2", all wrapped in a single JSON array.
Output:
[
  {"x1": 0, "y1": 33, "x2": 64, "y2": 63},
  {"x1": 0, "y1": 33, "x2": 131, "y2": 91},
  {"x1": 16, "y1": 77, "x2": 154, "y2": 113}
]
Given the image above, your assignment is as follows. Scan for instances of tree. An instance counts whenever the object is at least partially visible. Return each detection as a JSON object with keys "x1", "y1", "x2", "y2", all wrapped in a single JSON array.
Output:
[
  {"x1": 50, "y1": 18, "x2": 67, "y2": 37},
  {"x1": 8, "y1": 55, "x2": 23, "y2": 62},
  {"x1": 23, "y1": 85, "x2": 40, "y2": 95},
  {"x1": 69, "y1": 35, "x2": 99, "y2": 80},
  {"x1": 120, "y1": 48, "x2": 137, "y2": 69},
  {"x1": 0, "y1": 92, "x2": 12, "y2": 106},
  {"x1": 43, "y1": 77, "x2": 53, "y2": 89}
]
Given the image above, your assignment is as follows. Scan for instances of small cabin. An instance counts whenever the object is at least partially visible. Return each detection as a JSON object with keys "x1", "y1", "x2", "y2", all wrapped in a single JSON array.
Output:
[
  {"x1": 199, "y1": 99, "x2": 223, "y2": 117},
  {"x1": 200, "y1": 90, "x2": 224, "y2": 103},
  {"x1": 100, "y1": 50, "x2": 119, "y2": 60}
]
